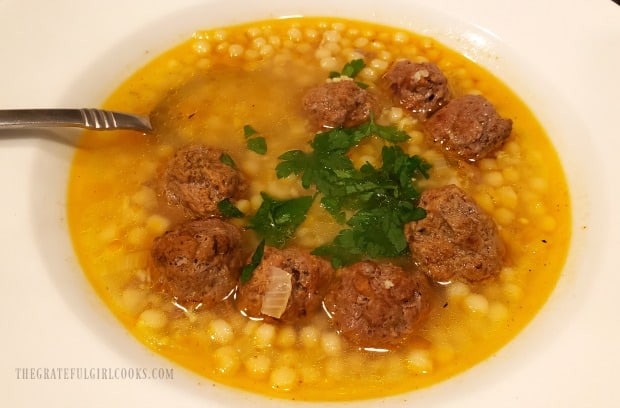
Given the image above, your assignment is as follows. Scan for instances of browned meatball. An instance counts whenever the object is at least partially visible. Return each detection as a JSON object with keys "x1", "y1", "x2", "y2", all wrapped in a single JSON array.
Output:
[
  {"x1": 236, "y1": 246, "x2": 333, "y2": 323},
  {"x1": 323, "y1": 261, "x2": 431, "y2": 349},
  {"x1": 405, "y1": 184, "x2": 504, "y2": 283},
  {"x1": 150, "y1": 219, "x2": 244, "y2": 306},
  {"x1": 160, "y1": 145, "x2": 246, "y2": 217},
  {"x1": 382, "y1": 60, "x2": 450, "y2": 118},
  {"x1": 425, "y1": 94, "x2": 512, "y2": 161},
  {"x1": 302, "y1": 80, "x2": 377, "y2": 129}
]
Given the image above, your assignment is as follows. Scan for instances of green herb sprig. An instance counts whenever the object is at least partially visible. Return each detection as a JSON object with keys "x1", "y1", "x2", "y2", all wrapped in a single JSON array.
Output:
[
  {"x1": 240, "y1": 239, "x2": 265, "y2": 283},
  {"x1": 247, "y1": 193, "x2": 314, "y2": 248},
  {"x1": 329, "y1": 59, "x2": 368, "y2": 88},
  {"x1": 244, "y1": 124, "x2": 267, "y2": 155},
  {"x1": 276, "y1": 120, "x2": 430, "y2": 267}
]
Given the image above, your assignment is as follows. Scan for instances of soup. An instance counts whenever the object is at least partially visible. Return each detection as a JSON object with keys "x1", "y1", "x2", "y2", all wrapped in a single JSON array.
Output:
[{"x1": 67, "y1": 17, "x2": 570, "y2": 400}]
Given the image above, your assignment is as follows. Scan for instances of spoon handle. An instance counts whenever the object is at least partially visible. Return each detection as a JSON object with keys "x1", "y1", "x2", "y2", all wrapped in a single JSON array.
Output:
[{"x1": 0, "y1": 108, "x2": 152, "y2": 133}]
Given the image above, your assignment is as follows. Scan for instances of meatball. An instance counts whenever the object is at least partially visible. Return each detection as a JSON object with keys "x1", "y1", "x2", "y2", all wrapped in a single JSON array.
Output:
[
  {"x1": 236, "y1": 246, "x2": 333, "y2": 323},
  {"x1": 150, "y1": 219, "x2": 244, "y2": 306},
  {"x1": 323, "y1": 261, "x2": 431, "y2": 349},
  {"x1": 405, "y1": 184, "x2": 504, "y2": 283},
  {"x1": 160, "y1": 145, "x2": 246, "y2": 217},
  {"x1": 302, "y1": 79, "x2": 377, "y2": 129},
  {"x1": 382, "y1": 60, "x2": 450, "y2": 118},
  {"x1": 425, "y1": 94, "x2": 512, "y2": 161}
]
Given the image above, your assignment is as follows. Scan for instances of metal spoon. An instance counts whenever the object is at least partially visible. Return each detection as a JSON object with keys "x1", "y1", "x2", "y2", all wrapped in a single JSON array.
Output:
[{"x1": 0, "y1": 108, "x2": 152, "y2": 133}]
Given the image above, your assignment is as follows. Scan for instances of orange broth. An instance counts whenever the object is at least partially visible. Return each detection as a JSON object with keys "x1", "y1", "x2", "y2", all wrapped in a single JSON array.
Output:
[{"x1": 67, "y1": 17, "x2": 570, "y2": 400}]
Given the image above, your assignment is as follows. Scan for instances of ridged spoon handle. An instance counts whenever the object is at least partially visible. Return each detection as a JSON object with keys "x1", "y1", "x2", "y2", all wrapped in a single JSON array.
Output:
[{"x1": 0, "y1": 108, "x2": 152, "y2": 133}]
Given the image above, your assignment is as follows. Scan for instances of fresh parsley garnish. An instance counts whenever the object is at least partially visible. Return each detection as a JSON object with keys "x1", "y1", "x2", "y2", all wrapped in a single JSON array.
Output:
[
  {"x1": 243, "y1": 125, "x2": 267, "y2": 155},
  {"x1": 276, "y1": 120, "x2": 431, "y2": 267},
  {"x1": 240, "y1": 239, "x2": 265, "y2": 284},
  {"x1": 219, "y1": 153, "x2": 237, "y2": 169},
  {"x1": 243, "y1": 125, "x2": 258, "y2": 138},
  {"x1": 247, "y1": 193, "x2": 314, "y2": 248},
  {"x1": 217, "y1": 198, "x2": 245, "y2": 218},
  {"x1": 247, "y1": 136, "x2": 267, "y2": 155},
  {"x1": 330, "y1": 58, "x2": 365, "y2": 79},
  {"x1": 276, "y1": 118, "x2": 411, "y2": 219},
  {"x1": 329, "y1": 59, "x2": 368, "y2": 88}
]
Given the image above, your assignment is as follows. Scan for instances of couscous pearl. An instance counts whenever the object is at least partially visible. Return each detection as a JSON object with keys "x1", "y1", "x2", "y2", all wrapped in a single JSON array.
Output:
[
  {"x1": 315, "y1": 47, "x2": 331, "y2": 59},
  {"x1": 500, "y1": 267, "x2": 518, "y2": 283},
  {"x1": 244, "y1": 355, "x2": 271, "y2": 379},
  {"x1": 300, "y1": 326, "x2": 320, "y2": 348},
  {"x1": 393, "y1": 31, "x2": 409, "y2": 43},
  {"x1": 359, "y1": 67, "x2": 378, "y2": 81},
  {"x1": 270, "y1": 366, "x2": 297, "y2": 391},
  {"x1": 213, "y1": 30, "x2": 227, "y2": 41},
  {"x1": 331, "y1": 22, "x2": 346, "y2": 31},
  {"x1": 145, "y1": 214, "x2": 171, "y2": 236},
  {"x1": 446, "y1": 281, "x2": 471, "y2": 299},
  {"x1": 353, "y1": 37, "x2": 369, "y2": 47},
  {"x1": 494, "y1": 207, "x2": 516, "y2": 226},
  {"x1": 228, "y1": 44, "x2": 244, "y2": 57},
  {"x1": 242, "y1": 320, "x2": 260, "y2": 336},
  {"x1": 276, "y1": 326, "x2": 297, "y2": 348},
  {"x1": 502, "y1": 166, "x2": 520, "y2": 182},
  {"x1": 246, "y1": 27, "x2": 262, "y2": 38},
  {"x1": 406, "y1": 349, "x2": 433, "y2": 374},
  {"x1": 287, "y1": 27, "x2": 302, "y2": 42},
  {"x1": 475, "y1": 192, "x2": 495, "y2": 214},
  {"x1": 319, "y1": 56, "x2": 339, "y2": 71},
  {"x1": 301, "y1": 366, "x2": 321, "y2": 384},
  {"x1": 483, "y1": 171, "x2": 504, "y2": 187},
  {"x1": 464, "y1": 294, "x2": 489, "y2": 315},
  {"x1": 497, "y1": 186, "x2": 518, "y2": 209},
  {"x1": 137, "y1": 309, "x2": 167, "y2": 330},
  {"x1": 121, "y1": 288, "x2": 146, "y2": 314},
  {"x1": 127, "y1": 227, "x2": 148, "y2": 248},
  {"x1": 98, "y1": 224, "x2": 118, "y2": 243},
  {"x1": 259, "y1": 44, "x2": 274, "y2": 57},
  {"x1": 479, "y1": 158, "x2": 498, "y2": 170},
  {"x1": 208, "y1": 319, "x2": 234, "y2": 344},
  {"x1": 488, "y1": 302, "x2": 509, "y2": 323},
  {"x1": 323, "y1": 30, "x2": 340, "y2": 42},
  {"x1": 254, "y1": 323, "x2": 276, "y2": 348},
  {"x1": 370, "y1": 58, "x2": 389, "y2": 71},
  {"x1": 305, "y1": 28, "x2": 319, "y2": 39},
  {"x1": 504, "y1": 283, "x2": 524, "y2": 301},
  {"x1": 267, "y1": 35, "x2": 281, "y2": 47},
  {"x1": 321, "y1": 332, "x2": 343, "y2": 356},
  {"x1": 192, "y1": 40, "x2": 211, "y2": 54},
  {"x1": 213, "y1": 346, "x2": 240, "y2": 375}
]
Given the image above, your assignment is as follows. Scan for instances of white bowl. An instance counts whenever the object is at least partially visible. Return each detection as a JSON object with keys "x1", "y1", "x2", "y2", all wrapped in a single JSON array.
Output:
[{"x1": 2, "y1": 0, "x2": 619, "y2": 407}]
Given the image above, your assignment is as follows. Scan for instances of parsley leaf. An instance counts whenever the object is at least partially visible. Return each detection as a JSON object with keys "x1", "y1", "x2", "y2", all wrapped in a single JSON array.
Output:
[
  {"x1": 329, "y1": 59, "x2": 368, "y2": 87},
  {"x1": 247, "y1": 136, "x2": 267, "y2": 155},
  {"x1": 219, "y1": 153, "x2": 237, "y2": 169},
  {"x1": 341, "y1": 59, "x2": 365, "y2": 78},
  {"x1": 240, "y1": 239, "x2": 265, "y2": 284},
  {"x1": 217, "y1": 198, "x2": 245, "y2": 218},
  {"x1": 243, "y1": 124, "x2": 258, "y2": 138},
  {"x1": 330, "y1": 59, "x2": 366, "y2": 79},
  {"x1": 247, "y1": 193, "x2": 314, "y2": 248}
]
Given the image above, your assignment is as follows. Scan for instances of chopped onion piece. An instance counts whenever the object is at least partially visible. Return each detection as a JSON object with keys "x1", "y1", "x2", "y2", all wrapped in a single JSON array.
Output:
[{"x1": 260, "y1": 266, "x2": 292, "y2": 319}]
